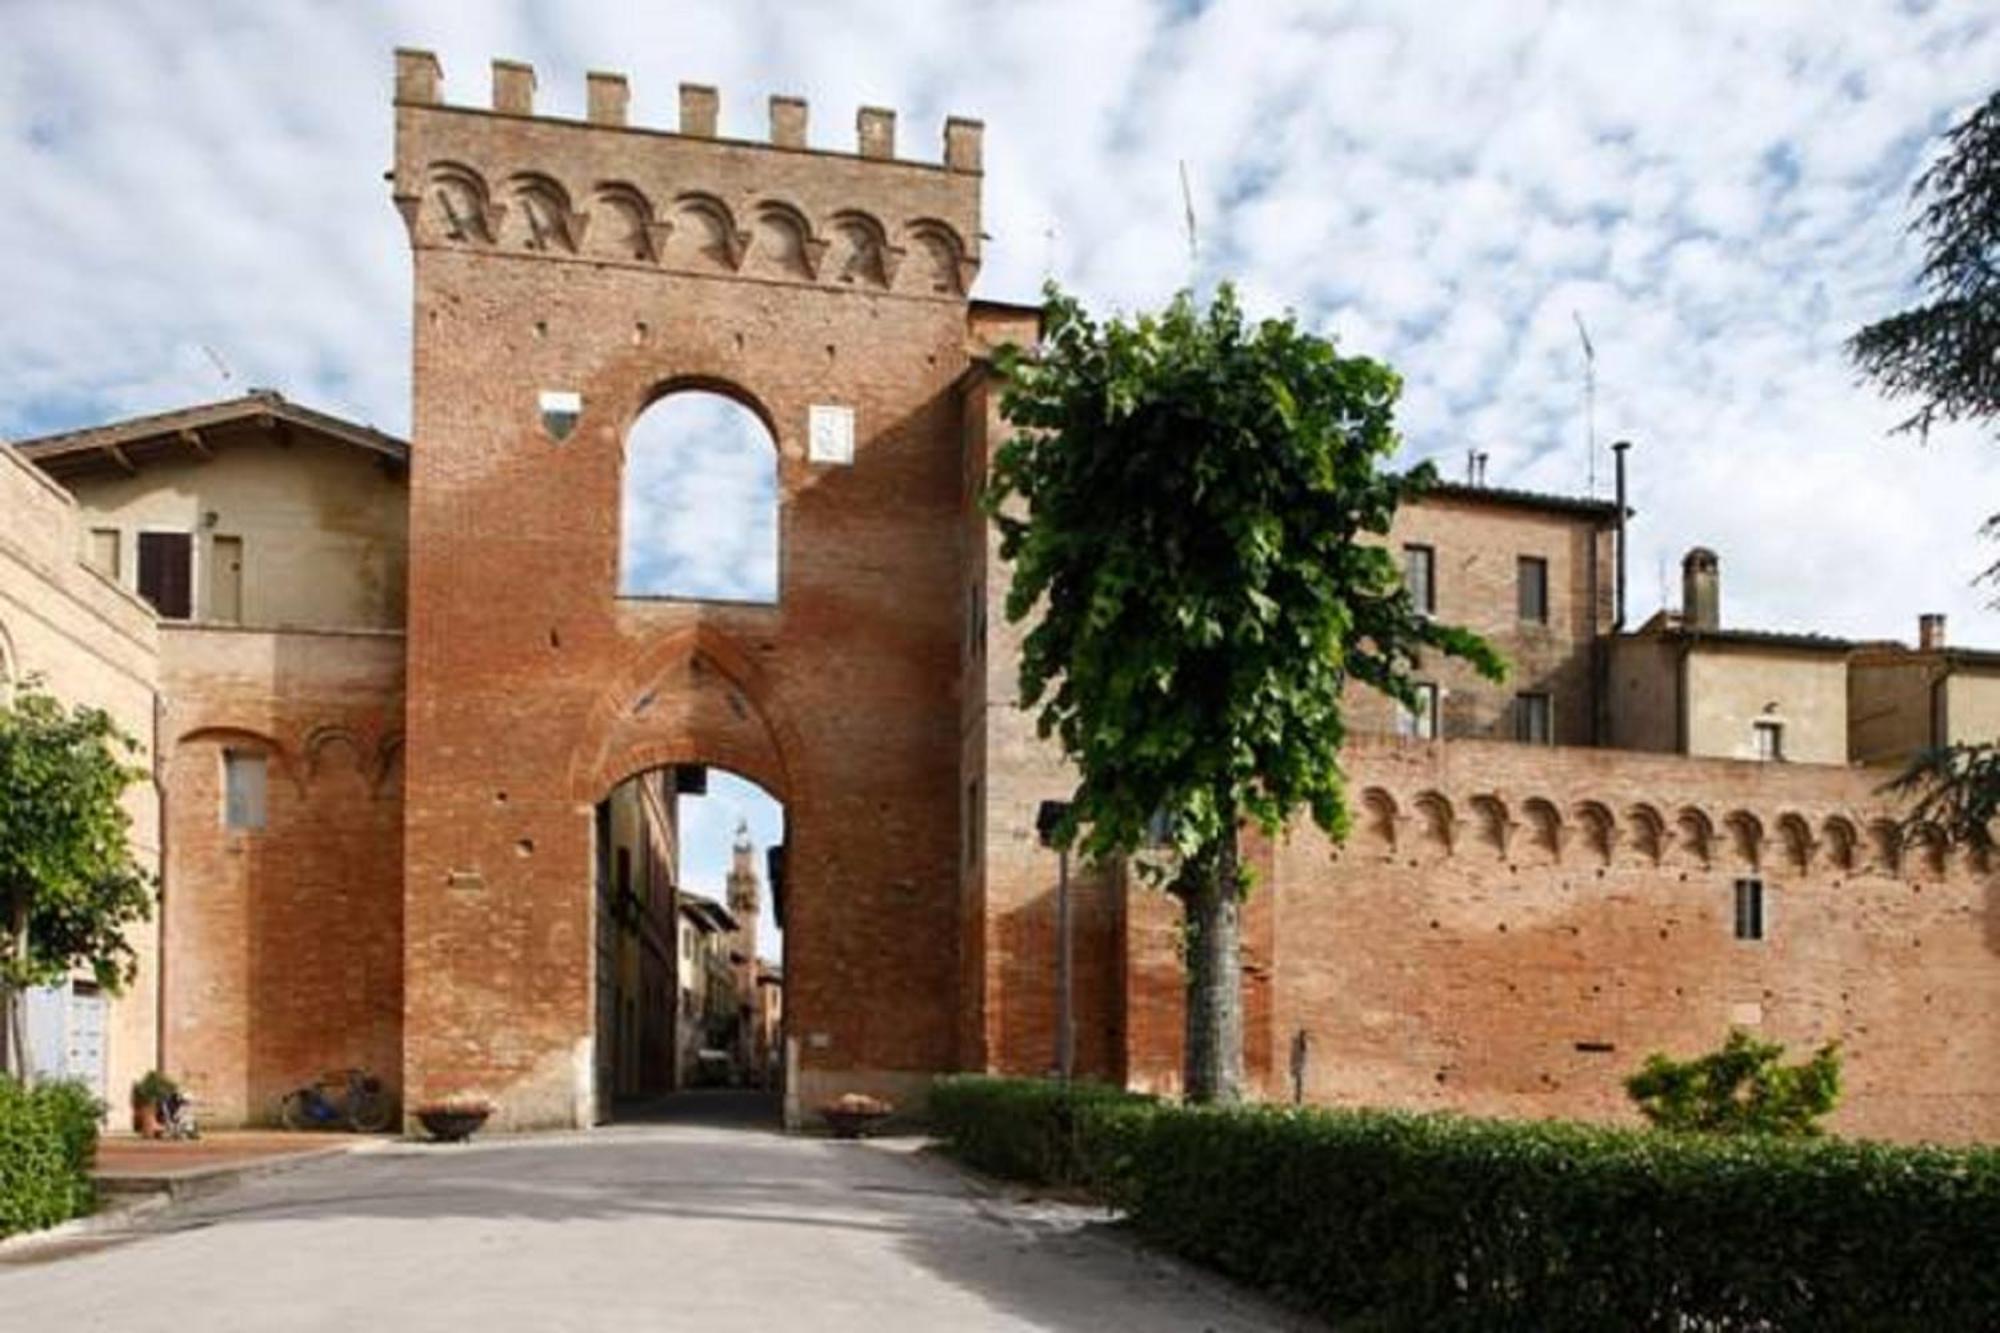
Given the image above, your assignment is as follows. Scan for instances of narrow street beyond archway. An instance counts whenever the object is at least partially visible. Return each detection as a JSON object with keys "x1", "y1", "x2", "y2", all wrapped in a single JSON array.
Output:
[{"x1": 0, "y1": 1123, "x2": 1308, "y2": 1331}]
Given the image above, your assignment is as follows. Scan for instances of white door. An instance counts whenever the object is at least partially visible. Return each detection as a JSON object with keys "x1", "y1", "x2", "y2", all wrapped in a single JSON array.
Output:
[{"x1": 65, "y1": 984, "x2": 108, "y2": 1104}]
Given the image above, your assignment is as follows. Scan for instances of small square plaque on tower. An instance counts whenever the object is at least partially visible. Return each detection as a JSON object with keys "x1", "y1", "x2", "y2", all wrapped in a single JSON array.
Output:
[{"x1": 808, "y1": 404, "x2": 855, "y2": 465}]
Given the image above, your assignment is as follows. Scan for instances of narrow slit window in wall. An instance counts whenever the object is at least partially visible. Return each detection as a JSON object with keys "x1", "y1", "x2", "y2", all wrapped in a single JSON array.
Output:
[
  {"x1": 223, "y1": 750, "x2": 267, "y2": 831},
  {"x1": 1734, "y1": 877, "x2": 1765, "y2": 941},
  {"x1": 1403, "y1": 544, "x2": 1435, "y2": 614}
]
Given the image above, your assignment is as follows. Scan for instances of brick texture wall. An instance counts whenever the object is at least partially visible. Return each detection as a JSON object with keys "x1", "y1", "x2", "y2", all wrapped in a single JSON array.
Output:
[
  {"x1": 158, "y1": 626, "x2": 404, "y2": 1126},
  {"x1": 393, "y1": 55, "x2": 985, "y2": 1127},
  {"x1": 1110, "y1": 736, "x2": 2000, "y2": 1143}
]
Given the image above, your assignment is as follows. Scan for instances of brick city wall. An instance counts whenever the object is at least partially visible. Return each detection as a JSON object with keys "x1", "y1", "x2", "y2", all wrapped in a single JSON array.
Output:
[
  {"x1": 393, "y1": 53, "x2": 985, "y2": 1126},
  {"x1": 1106, "y1": 735, "x2": 1999, "y2": 1144},
  {"x1": 158, "y1": 626, "x2": 405, "y2": 1126}
]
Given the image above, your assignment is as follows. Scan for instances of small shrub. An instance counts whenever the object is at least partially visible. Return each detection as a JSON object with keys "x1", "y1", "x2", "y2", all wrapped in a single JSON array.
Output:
[
  {"x1": 0, "y1": 1076, "x2": 99, "y2": 1237},
  {"x1": 131, "y1": 1069, "x2": 179, "y2": 1106},
  {"x1": 1626, "y1": 1028, "x2": 1841, "y2": 1136}
]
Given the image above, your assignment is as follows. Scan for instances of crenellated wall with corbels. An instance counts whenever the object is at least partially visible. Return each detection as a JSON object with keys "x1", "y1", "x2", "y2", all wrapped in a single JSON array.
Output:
[
  {"x1": 1223, "y1": 736, "x2": 2000, "y2": 1143},
  {"x1": 390, "y1": 50, "x2": 981, "y2": 301}
]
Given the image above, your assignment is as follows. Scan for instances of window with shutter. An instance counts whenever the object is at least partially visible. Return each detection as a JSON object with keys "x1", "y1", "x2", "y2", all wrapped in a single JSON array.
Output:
[{"x1": 137, "y1": 531, "x2": 193, "y2": 619}]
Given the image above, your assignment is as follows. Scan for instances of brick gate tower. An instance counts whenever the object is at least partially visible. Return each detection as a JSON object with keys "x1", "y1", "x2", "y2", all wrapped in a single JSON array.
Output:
[{"x1": 390, "y1": 51, "x2": 985, "y2": 1127}]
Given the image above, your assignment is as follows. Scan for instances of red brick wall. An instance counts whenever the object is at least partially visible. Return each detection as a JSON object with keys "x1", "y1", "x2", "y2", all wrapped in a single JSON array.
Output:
[
  {"x1": 393, "y1": 66, "x2": 985, "y2": 1126},
  {"x1": 1111, "y1": 736, "x2": 2000, "y2": 1144},
  {"x1": 159, "y1": 626, "x2": 404, "y2": 1126}
]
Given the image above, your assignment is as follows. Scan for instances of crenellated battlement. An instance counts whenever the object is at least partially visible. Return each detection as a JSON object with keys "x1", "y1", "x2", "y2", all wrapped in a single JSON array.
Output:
[
  {"x1": 390, "y1": 50, "x2": 983, "y2": 300},
  {"x1": 394, "y1": 49, "x2": 983, "y2": 170}
]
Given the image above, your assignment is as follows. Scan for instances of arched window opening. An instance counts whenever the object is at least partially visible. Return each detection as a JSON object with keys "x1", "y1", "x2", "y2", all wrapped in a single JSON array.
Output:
[{"x1": 621, "y1": 391, "x2": 778, "y2": 603}]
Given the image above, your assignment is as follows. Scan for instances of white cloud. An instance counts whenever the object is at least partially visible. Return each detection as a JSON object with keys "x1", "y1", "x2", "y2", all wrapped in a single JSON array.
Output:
[{"x1": 5, "y1": 0, "x2": 2000, "y2": 890}]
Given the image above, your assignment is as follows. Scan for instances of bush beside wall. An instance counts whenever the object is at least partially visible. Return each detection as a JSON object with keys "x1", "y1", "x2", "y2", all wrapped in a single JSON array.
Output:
[
  {"x1": 930, "y1": 1075, "x2": 2000, "y2": 1331},
  {"x1": 0, "y1": 1077, "x2": 100, "y2": 1238}
]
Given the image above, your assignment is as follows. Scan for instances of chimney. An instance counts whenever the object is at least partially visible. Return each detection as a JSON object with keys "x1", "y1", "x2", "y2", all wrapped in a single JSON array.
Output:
[
  {"x1": 1920, "y1": 613, "x2": 1947, "y2": 651},
  {"x1": 1681, "y1": 547, "x2": 1720, "y2": 631},
  {"x1": 1612, "y1": 440, "x2": 1631, "y2": 631}
]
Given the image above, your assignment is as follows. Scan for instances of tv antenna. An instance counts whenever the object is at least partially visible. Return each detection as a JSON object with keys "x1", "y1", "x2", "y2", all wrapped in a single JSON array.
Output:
[
  {"x1": 1573, "y1": 311, "x2": 1597, "y2": 496},
  {"x1": 199, "y1": 344, "x2": 234, "y2": 387},
  {"x1": 1178, "y1": 160, "x2": 1198, "y2": 279}
]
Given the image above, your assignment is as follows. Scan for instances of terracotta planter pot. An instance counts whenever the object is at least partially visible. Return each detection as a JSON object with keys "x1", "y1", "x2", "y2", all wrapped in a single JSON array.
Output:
[
  {"x1": 417, "y1": 1107, "x2": 491, "y2": 1142},
  {"x1": 133, "y1": 1099, "x2": 161, "y2": 1139},
  {"x1": 822, "y1": 1108, "x2": 889, "y2": 1140}
]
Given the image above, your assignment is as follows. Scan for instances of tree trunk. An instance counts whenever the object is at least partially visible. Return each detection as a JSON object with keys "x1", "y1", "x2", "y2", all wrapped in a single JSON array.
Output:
[
  {"x1": 1181, "y1": 822, "x2": 1244, "y2": 1104},
  {"x1": 3, "y1": 893, "x2": 27, "y2": 1082}
]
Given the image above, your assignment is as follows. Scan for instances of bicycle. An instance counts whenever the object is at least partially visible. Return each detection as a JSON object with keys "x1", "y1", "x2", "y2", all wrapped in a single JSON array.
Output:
[
  {"x1": 279, "y1": 1068, "x2": 396, "y2": 1132},
  {"x1": 157, "y1": 1088, "x2": 200, "y2": 1140}
]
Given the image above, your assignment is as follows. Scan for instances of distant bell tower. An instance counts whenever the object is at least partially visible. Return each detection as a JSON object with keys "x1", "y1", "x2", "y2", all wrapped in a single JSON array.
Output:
[{"x1": 726, "y1": 822, "x2": 761, "y2": 1063}]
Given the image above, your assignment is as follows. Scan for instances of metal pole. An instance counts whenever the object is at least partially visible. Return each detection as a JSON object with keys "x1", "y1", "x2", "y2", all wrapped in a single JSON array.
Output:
[
  {"x1": 1612, "y1": 440, "x2": 1631, "y2": 631},
  {"x1": 1056, "y1": 846, "x2": 1073, "y2": 1085}
]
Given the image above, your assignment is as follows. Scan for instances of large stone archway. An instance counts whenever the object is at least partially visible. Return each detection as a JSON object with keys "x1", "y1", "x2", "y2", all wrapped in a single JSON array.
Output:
[{"x1": 392, "y1": 53, "x2": 986, "y2": 1127}]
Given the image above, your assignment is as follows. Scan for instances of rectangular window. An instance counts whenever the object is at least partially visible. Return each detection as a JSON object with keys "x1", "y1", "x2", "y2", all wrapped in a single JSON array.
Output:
[
  {"x1": 1517, "y1": 556, "x2": 1548, "y2": 624},
  {"x1": 1734, "y1": 878, "x2": 1765, "y2": 941},
  {"x1": 86, "y1": 528, "x2": 121, "y2": 580},
  {"x1": 1396, "y1": 683, "x2": 1440, "y2": 740},
  {"x1": 1753, "y1": 720, "x2": 1783, "y2": 762},
  {"x1": 1515, "y1": 692, "x2": 1553, "y2": 745},
  {"x1": 223, "y1": 751, "x2": 267, "y2": 831},
  {"x1": 136, "y1": 531, "x2": 193, "y2": 620},
  {"x1": 1403, "y1": 544, "x2": 1435, "y2": 614}
]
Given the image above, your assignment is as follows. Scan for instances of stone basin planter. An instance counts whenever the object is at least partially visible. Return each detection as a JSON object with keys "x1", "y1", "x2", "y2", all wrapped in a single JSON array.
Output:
[
  {"x1": 821, "y1": 1094, "x2": 893, "y2": 1139},
  {"x1": 416, "y1": 1104, "x2": 492, "y2": 1143}
]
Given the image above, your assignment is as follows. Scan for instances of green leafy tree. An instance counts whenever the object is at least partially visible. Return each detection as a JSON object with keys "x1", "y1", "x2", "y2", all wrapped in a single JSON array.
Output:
[
  {"x1": 1848, "y1": 88, "x2": 2000, "y2": 438},
  {"x1": 1626, "y1": 1029, "x2": 1842, "y2": 1137},
  {"x1": 986, "y1": 284, "x2": 1502, "y2": 1103},
  {"x1": 0, "y1": 679, "x2": 153, "y2": 1080},
  {"x1": 1849, "y1": 90, "x2": 2000, "y2": 841}
]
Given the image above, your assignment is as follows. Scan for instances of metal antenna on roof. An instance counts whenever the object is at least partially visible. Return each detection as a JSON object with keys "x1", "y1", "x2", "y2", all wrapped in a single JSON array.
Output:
[
  {"x1": 1573, "y1": 311, "x2": 1597, "y2": 497},
  {"x1": 1178, "y1": 160, "x2": 1199, "y2": 282},
  {"x1": 199, "y1": 344, "x2": 234, "y2": 387}
]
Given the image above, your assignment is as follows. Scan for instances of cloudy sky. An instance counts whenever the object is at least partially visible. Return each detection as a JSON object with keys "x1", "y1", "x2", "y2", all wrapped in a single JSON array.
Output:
[{"x1": 4, "y1": 1, "x2": 1996, "y2": 925}]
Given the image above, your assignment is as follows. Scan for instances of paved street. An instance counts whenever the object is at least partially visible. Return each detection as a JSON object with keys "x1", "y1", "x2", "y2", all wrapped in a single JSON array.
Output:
[{"x1": 0, "y1": 1102, "x2": 1308, "y2": 1331}]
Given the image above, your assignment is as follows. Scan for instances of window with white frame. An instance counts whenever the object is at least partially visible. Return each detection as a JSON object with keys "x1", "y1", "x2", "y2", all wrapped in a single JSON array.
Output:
[
  {"x1": 1753, "y1": 720, "x2": 1783, "y2": 762},
  {"x1": 1396, "y1": 683, "x2": 1440, "y2": 740}
]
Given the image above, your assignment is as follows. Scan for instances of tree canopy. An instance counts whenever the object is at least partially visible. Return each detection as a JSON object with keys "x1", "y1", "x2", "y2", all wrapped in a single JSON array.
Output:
[
  {"x1": 0, "y1": 680, "x2": 153, "y2": 1078},
  {"x1": 1848, "y1": 89, "x2": 2000, "y2": 437},
  {"x1": 987, "y1": 283, "x2": 1501, "y2": 1100}
]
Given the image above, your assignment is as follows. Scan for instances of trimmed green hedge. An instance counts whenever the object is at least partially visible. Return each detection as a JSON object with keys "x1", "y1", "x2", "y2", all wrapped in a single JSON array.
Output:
[
  {"x1": 931, "y1": 1075, "x2": 2000, "y2": 1331},
  {"x1": 929, "y1": 1075, "x2": 1152, "y2": 1186},
  {"x1": 0, "y1": 1076, "x2": 100, "y2": 1238}
]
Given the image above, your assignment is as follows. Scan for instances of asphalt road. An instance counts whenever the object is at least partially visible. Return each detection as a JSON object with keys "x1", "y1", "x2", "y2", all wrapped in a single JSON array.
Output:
[{"x1": 0, "y1": 1098, "x2": 1310, "y2": 1332}]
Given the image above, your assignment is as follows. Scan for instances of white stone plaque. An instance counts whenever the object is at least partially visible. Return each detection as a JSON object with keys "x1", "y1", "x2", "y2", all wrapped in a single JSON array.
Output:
[{"x1": 808, "y1": 403, "x2": 855, "y2": 465}]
